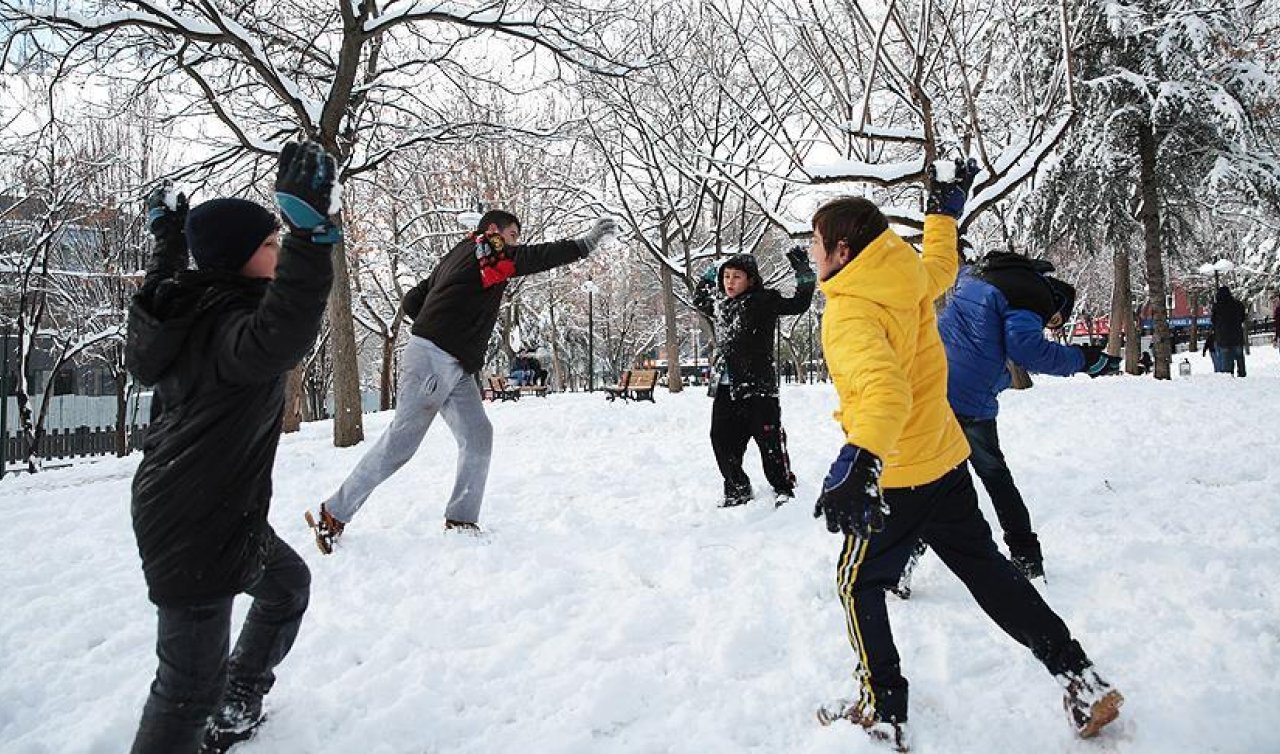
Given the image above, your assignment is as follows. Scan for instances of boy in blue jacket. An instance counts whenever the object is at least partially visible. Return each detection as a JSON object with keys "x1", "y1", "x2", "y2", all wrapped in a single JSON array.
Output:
[{"x1": 924, "y1": 253, "x2": 1119, "y2": 582}]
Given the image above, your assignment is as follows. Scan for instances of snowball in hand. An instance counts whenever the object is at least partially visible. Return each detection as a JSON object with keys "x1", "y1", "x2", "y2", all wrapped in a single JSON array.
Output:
[
  {"x1": 932, "y1": 159, "x2": 957, "y2": 183},
  {"x1": 328, "y1": 181, "x2": 343, "y2": 215}
]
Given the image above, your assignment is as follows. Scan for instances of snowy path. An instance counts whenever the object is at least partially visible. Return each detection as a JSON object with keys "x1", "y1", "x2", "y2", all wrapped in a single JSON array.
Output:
[{"x1": 2, "y1": 350, "x2": 1278, "y2": 753}]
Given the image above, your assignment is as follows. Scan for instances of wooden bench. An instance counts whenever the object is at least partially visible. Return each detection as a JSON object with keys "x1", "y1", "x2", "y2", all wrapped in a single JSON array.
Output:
[
  {"x1": 519, "y1": 384, "x2": 550, "y2": 398},
  {"x1": 602, "y1": 369, "x2": 657, "y2": 402},
  {"x1": 483, "y1": 375, "x2": 521, "y2": 402},
  {"x1": 602, "y1": 370, "x2": 631, "y2": 401}
]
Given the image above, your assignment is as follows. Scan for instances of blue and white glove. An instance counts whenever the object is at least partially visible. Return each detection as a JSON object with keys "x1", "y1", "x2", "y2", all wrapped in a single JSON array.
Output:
[
  {"x1": 926, "y1": 157, "x2": 980, "y2": 218},
  {"x1": 145, "y1": 181, "x2": 188, "y2": 240},
  {"x1": 275, "y1": 141, "x2": 341, "y2": 245},
  {"x1": 814, "y1": 444, "x2": 887, "y2": 537}
]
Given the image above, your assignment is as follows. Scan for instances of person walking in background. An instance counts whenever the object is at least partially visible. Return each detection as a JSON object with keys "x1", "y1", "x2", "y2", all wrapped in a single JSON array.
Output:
[
  {"x1": 307, "y1": 211, "x2": 616, "y2": 551},
  {"x1": 807, "y1": 159, "x2": 1122, "y2": 751},
  {"x1": 127, "y1": 142, "x2": 338, "y2": 753},
  {"x1": 1210, "y1": 286, "x2": 1247, "y2": 377},
  {"x1": 693, "y1": 248, "x2": 815, "y2": 507}
]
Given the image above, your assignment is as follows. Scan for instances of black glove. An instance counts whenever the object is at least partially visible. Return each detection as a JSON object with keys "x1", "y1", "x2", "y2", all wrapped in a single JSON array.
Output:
[
  {"x1": 785, "y1": 245, "x2": 817, "y2": 283},
  {"x1": 578, "y1": 217, "x2": 618, "y2": 254},
  {"x1": 1078, "y1": 345, "x2": 1123, "y2": 377},
  {"x1": 145, "y1": 181, "x2": 188, "y2": 239},
  {"x1": 813, "y1": 444, "x2": 887, "y2": 537},
  {"x1": 275, "y1": 141, "x2": 341, "y2": 245},
  {"x1": 926, "y1": 157, "x2": 980, "y2": 218}
]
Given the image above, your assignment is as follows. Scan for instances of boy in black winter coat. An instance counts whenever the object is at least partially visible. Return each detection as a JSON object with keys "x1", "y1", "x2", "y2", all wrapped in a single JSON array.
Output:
[
  {"x1": 127, "y1": 142, "x2": 338, "y2": 754},
  {"x1": 693, "y1": 249, "x2": 815, "y2": 507}
]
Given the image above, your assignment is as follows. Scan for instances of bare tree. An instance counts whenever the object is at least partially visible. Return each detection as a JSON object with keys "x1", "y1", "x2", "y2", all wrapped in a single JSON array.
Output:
[{"x1": 3, "y1": 0, "x2": 647, "y2": 445}]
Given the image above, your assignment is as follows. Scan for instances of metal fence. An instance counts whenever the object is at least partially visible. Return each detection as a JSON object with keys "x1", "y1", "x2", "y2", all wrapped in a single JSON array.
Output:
[{"x1": 3, "y1": 424, "x2": 148, "y2": 465}]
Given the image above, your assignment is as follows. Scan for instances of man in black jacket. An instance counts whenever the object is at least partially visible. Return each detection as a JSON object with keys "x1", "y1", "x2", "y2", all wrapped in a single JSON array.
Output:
[
  {"x1": 694, "y1": 249, "x2": 815, "y2": 507},
  {"x1": 127, "y1": 142, "x2": 338, "y2": 753},
  {"x1": 1210, "y1": 285, "x2": 1248, "y2": 376},
  {"x1": 308, "y1": 210, "x2": 615, "y2": 551}
]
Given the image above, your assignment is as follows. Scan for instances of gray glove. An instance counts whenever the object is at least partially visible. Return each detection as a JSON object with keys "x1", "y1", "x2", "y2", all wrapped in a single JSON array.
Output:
[{"x1": 578, "y1": 217, "x2": 618, "y2": 255}]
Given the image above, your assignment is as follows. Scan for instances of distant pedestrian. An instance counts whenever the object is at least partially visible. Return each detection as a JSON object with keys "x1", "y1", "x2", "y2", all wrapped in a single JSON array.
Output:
[{"x1": 1210, "y1": 286, "x2": 1247, "y2": 377}]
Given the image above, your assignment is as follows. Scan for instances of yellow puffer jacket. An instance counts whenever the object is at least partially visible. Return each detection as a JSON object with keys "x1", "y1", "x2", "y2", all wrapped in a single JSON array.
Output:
[{"x1": 819, "y1": 214, "x2": 969, "y2": 489}]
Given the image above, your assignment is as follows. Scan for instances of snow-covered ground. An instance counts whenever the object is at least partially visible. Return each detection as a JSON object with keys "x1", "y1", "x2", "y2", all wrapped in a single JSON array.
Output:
[{"x1": 3, "y1": 349, "x2": 1278, "y2": 754}]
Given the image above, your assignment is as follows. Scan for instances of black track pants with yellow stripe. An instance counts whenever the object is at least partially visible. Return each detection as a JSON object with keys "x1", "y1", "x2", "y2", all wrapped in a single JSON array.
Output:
[{"x1": 835, "y1": 463, "x2": 1091, "y2": 723}]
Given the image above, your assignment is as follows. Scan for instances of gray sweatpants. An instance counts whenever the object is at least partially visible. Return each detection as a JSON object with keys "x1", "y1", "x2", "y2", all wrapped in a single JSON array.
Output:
[{"x1": 324, "y1": 336, "x2": 493, "y2": 525}]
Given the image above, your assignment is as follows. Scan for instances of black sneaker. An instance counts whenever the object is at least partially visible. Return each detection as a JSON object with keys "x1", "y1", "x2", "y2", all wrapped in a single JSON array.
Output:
[
  {"x1": 200, "y1": 697, "x2": 265, "y2": 754},
  {"x1": 1058, "y1": 666, "x2": 1124, "y2": 738},
  {"x1": 773, "y1": 490, "x2": 794, "y2": 508}
]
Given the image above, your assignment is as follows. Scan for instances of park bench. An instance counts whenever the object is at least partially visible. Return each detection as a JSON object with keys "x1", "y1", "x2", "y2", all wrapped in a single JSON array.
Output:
[
  {"x1": 520, "y1": 383, "x2": 550, "y2": 398},
  {"x1": 603, "y1": 369, "x2": 657, "y2": 403},
  {"x1": 484, "y1": 375, "x2": 521, "y2": 402}
]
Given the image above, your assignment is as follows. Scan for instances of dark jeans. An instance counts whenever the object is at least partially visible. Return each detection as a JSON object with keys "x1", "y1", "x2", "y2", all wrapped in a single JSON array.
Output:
[
  {"x1": 131, "y1": 531, "x2": 310, "y2": 754},
  {"x1": 710, "y1": 388, "x2": 796, "y2": 496},
  {"x1": 1215, "y1": 346, "x2": 1246, "y2": 377},
  {"x1": 834, "y1": 465, "x2": 1089, "y2": 722},
  {"x1": 957, "y1": 416, "x2": 1041, "y2": 565}
]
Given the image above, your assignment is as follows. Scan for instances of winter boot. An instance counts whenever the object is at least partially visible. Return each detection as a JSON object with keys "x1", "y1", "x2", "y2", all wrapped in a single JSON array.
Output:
[
  {"x1": 1012, "y1": 554, "x2": 1045, "y2": 581},
  {"x1": 1057, "y1": 666, "x2": 1124, "y2": 738},
  {"x1": 304, "y1": 505, "x2": 344, "y2": 555},
  {"x1": 890, "y1": 541, "x2": 928, "y2": 600},
  {"x1": 199, "y1": 681, "x2": 266, "y2": 753},
  {"x1": 444, "y1": 519, "x2": 483, "y2": 534},
  {"x1": 773, "y1": 489, "x2": 795, "y2": 508},
  {"x1": 816, "y1": 697, "x2": 910, "y2": 752},
  {"x1": 719, "y1": 482, "x2": 753, "y2": 508}
]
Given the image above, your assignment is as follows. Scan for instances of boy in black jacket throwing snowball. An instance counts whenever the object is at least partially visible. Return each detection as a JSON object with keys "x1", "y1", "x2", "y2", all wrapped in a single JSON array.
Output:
[
  {"x1": 694, "y1": 249, "x2": 815, "y2": 507},
  {"x1": 127, "y1": 141, "x2": 338, "y2": 754}
]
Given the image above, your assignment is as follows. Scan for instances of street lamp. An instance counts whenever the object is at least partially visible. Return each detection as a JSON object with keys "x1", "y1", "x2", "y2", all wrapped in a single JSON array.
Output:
[{"x1": 582, "y1": 279, "x2": 599, "y2": 391}]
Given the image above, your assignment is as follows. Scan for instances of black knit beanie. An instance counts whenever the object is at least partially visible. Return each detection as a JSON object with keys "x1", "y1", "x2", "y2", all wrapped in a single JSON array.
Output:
[{"x1": 185, "y1": 198, "x2": 280, "y2": 272}]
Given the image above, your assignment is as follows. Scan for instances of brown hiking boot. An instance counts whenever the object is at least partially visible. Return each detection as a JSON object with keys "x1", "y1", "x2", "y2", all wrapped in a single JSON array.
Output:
[
  {"x1": 304, "y1": 505, "x2": 345, "y2": 555},
  {"x1": 816, "y1": 697, "x2": 910, "y2": 752},
  {"x1": 1059, "y1": 667, "x2": 1124, "y2": 738}
]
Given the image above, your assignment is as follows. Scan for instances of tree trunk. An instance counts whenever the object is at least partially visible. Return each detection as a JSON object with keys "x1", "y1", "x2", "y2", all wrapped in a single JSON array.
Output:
[
  {"x1": 1137, "y1": 124, "x2": 1173, "y2": 380},
  {"x1": 1107, "y1": 245, "x2": 1139, "y2": 373},
  {"x1": 328, "y1": 231, "x2": 365, "y2": 445},
  {"x1": 1188, "y1": 289, "x2": 1200, "y2": 351},
  {"x1": 282, "y1": 364, "x2": 306, "y2": 432},
  {"x1": 114, "y1": 367, "x2": 129, "y2": 457},
  {"x1": 660, "y1": 264, "x2": 683, "y2": 393}
]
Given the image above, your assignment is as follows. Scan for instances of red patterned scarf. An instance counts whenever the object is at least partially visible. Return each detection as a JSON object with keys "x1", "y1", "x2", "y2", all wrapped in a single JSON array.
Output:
[{"x1": 473, "y1": 230, "x2": 516, "y2": 288}]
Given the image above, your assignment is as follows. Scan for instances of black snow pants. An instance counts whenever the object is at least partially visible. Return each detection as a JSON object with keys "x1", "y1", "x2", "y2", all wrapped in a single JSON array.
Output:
[
  {"x1": 710, "y1": 386, "x2": 796, "y2": 499},
  {"x1": 834, "y1": 464, "x2": 1090, "y2": 723}
]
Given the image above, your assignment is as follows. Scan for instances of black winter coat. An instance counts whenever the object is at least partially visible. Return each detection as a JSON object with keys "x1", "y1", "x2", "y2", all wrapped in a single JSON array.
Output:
[
  {"x1": 402, "y1": 235, "x2": 587, "y2": 373},
  {"x1": 1210, "y1": 289, "x2": 1247, "y2": 348},
  {"x1": 694, "y1": 256, "x2": 815, "y2": 399},
  {"x1": 127, "y1": 231, "x2": 333, "y2": 606}
]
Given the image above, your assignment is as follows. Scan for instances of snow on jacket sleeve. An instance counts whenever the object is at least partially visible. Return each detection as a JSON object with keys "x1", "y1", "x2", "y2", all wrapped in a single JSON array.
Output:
[
  {"x1": 920, "y1": 214, "x2": 959, "y2": 300},
  {"x1": 1005, "y1": 309, "x2": 1085, "y2": 376},
  {"x1": 216, "y1": 235, "x2": 335, "y2": 384},
  {"x1": 829, "y1": 303, "x2": 912, "y2": 459}
]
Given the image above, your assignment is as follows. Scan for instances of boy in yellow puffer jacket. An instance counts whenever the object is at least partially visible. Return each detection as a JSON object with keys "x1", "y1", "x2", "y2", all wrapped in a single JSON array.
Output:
[{"x1": 808, "y1": 161, "x2": 1123, "y2": 752}]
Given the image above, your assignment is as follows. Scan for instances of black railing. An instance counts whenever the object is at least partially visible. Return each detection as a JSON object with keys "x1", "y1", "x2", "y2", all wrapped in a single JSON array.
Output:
[{"x1": 2, "y1": 424, "x2": 148, "y2": 468}]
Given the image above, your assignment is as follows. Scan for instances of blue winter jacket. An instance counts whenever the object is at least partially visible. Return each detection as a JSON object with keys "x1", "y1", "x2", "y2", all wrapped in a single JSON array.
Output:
[{"x1": 939, "y1": 267, "x2": 1085, "y2": 420}]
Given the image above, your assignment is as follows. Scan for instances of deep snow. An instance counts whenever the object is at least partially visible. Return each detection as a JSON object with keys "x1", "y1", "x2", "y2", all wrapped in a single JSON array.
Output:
[{"x1": 2, "y1": 349, "x2": 1277, "y2": 753}]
